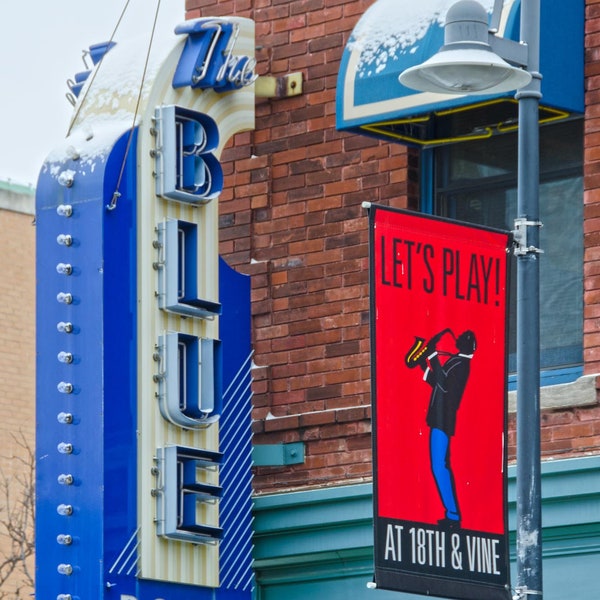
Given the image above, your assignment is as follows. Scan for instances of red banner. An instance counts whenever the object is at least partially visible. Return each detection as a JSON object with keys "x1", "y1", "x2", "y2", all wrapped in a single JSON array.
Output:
[{"x1": 370, "y1": 205, "x2": 511, "y2": 600}]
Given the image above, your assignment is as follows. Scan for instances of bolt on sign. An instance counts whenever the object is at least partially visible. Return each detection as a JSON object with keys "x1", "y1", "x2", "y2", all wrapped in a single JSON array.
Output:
[{"x1": 368, "y1": 204, "x2": 512, "y2": 600}]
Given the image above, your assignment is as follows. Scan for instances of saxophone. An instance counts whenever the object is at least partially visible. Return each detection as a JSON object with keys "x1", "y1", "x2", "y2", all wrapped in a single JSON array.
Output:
[{"x1": 404, "y1": 328, "x2": 454, "y2": 368}]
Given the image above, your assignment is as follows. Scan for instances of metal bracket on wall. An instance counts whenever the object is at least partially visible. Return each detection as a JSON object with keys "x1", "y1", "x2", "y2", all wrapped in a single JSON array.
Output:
[
  {"x1": 255, "y1": 72, "x2": 303, "y2": 98},
  {"x1": 252, "y1": 442, "x2": 305, "y2": 466}
]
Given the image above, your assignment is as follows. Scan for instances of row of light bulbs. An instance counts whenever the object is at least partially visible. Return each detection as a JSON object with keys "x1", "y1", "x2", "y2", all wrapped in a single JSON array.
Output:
[{"x1": 54, "y1": 198, "x2": 76, "y2": 599}]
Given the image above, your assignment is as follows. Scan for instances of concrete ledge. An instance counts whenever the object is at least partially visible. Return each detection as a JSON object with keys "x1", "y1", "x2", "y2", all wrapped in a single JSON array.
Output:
[
  {"x1": 0, "y1": 181, "x2": 35, "y2": 215},
  {"x1": 508, "y1": 374, "x2": 599, "y2": 412}
]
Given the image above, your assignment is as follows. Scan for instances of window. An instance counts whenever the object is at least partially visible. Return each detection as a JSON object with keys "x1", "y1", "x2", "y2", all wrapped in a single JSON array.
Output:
[{"x1": 433, "y1": 119, "x2": 583, "y2": 376}]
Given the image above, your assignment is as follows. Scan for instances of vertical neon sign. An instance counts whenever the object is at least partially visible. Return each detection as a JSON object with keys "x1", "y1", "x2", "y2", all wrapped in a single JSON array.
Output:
[{"x1": 36, "y1": 16, "x2": 255, "y2": 600}]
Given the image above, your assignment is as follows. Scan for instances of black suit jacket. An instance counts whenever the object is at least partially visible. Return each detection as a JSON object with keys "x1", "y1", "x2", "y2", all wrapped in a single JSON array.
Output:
[{"x1": 424, "y1": 352, "x2": 472, "y2": 436}]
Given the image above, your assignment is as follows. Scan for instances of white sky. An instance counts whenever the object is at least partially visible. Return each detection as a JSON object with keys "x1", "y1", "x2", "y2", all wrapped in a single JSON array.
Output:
[{"x1": 0, "y1": 0, "x2": 185, "y2": 188}]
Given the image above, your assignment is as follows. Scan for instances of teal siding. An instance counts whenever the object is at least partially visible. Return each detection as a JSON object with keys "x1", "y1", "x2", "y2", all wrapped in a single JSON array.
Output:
[{"x1": 253, "y1": 456, "x2": 600, "y2": 600}]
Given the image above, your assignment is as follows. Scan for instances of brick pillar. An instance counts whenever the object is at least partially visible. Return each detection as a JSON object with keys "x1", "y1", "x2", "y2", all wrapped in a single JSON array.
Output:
[{"x1": 585, "y1": 0, "x2": 600, "y2": 373}]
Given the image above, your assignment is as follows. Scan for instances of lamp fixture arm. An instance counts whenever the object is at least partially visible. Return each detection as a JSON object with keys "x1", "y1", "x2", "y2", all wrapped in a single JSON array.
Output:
[
  {"x1": 487, "y1": 0, "x2": 529, "y2": 69},
  {"x1": 488, "y1": 33, "x2": 529, "y2": 69},
  {"x1": 489, "y1": 0, "x2": 503, "y2": 33}
]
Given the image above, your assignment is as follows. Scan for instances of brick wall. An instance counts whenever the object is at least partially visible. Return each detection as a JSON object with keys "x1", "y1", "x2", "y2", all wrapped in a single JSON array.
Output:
[
  {"x1": 0, "y1": 205, "x2": 35, "y2": 459},
  {"x1": 507, "y1": 404, "x2": 600, "y2": 461},
  {"x1": 187, "y1": 0, "x2": 415, "y2": 493},
  {"x1": 0, "y1": 189, "x2": 35, "y2": 595},
  {"x1": 185, "y1": 0, "x2": 600, "y2": 494},
  {"x1": 515, "y1": 0, "x2": 600, "y2": 464}
]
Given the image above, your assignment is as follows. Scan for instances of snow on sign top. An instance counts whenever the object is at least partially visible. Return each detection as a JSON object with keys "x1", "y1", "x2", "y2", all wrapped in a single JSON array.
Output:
[
  {"x1": 42, "y1": 0, "x2": 183, "y2": 182},
  {"x1": 349, "y1": 0, "x2": 498, "y2": 78}
]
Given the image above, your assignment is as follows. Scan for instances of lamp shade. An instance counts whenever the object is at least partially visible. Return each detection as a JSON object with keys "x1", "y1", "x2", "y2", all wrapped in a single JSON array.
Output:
[
  {"x1": 399, "y1": 0, "x2": 532, "y2": 95},
  {"x1": 400, "y1": 46, "x2": 532, "y2": 94}
]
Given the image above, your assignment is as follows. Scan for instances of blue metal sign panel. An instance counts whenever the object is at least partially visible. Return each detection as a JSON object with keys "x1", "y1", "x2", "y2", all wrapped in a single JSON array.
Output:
[{"x1": 36, "y1": 129, "x2": 138, "y2": 599}]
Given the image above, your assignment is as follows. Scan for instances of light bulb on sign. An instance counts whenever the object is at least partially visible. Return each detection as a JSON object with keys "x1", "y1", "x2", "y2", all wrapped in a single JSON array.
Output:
[
  {"x1": 57, "y1": 442, "x2": 73, "y2": 454},
  {"x1": 56, "y1": 263, "x2": 73, "y2": 276},
  {"x1": 56, "y1": 292, "x2": 73, "y2": 305},
  {"x1": 57, "y1": 351, "x2": 73, "y2": 364},
  {"x1": 56, "y1": 234, "x2": 73, "y2": 246},
  {"x1": 57, "y1": 412, "x2": 73, "y2": 424},
  {"x1": 56, "y1": 504, "x2": 73, "y2": 516},
  {"x1": 58, "y1": 171, "x2": 75, "y2": 188},
  {"x1": 57, "y1": 563, "x2": 73, "y2": 575},
  {"x1": 57, "y1": 382, "x2": 73, "y2": 394},
  {"x1": 56, "y1": 204, "x2": 73, "y2": 217},
  {"x1": 66, "y1": 145, "x2": 80, "y2": 160},
  {"x1": 57, "y1": 322, "x2": 73, "y2": 333}
]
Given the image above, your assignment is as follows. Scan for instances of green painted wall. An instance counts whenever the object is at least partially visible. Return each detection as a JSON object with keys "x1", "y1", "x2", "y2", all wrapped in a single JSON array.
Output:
[{"x1": 253, "y1": 455, "x2": 600, "y2": 600}]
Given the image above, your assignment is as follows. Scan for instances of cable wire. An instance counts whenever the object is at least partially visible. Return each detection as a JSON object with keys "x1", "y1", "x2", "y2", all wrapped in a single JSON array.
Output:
[
  {"x1": 67, "y1": 0, "x2": 132, "y2": 137},
  {"x1": 107, "y1": 0, "x2": 163, "y2": 211}
]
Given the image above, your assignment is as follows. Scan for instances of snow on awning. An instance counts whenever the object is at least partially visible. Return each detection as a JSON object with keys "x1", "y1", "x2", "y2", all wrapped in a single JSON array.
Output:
[{"x1": 336, "y1": 0, "x2": 583, "y2": 146}]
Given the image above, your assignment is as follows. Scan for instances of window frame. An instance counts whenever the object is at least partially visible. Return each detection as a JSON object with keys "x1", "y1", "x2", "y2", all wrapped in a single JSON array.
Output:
[{"x1": 424, "y1": 119, "x2": 584, "y2": 387}]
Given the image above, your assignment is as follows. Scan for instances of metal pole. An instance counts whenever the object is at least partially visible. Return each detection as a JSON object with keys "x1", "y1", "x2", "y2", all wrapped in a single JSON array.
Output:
[{"x1": 515, "y1": 0, "x2": 543, "y2": 597}]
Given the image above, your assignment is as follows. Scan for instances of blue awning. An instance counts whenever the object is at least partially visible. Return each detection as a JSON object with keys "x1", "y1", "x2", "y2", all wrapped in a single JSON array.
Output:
[{"x1": 336, "y1": 0, "x2": 583, "y2": 145}]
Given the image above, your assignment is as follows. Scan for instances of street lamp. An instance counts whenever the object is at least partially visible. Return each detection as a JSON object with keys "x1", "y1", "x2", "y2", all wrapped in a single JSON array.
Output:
[
  {"x1": 399, "y1": 1, "x2": 543, "y2": 600},
  {"x1": 400, "y1": 0, "x2": 531, "y2": 94}
]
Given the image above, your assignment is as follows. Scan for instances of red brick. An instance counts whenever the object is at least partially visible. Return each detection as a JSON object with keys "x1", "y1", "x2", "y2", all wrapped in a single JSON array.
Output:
[{"x1": 204, "y1": 0, "x2": 600, "y2": 495}]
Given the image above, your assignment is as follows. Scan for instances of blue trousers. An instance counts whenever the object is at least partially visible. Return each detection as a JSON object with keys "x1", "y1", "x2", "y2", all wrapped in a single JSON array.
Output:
[{"x1": 430, "y1": 428, "x2": 460, "y2": 521}]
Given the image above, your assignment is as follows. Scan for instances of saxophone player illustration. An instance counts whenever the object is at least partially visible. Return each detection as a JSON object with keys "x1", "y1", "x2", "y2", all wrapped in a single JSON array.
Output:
[{"x1": 406, "y1": 328, "x2": 477, "y2": 528}]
